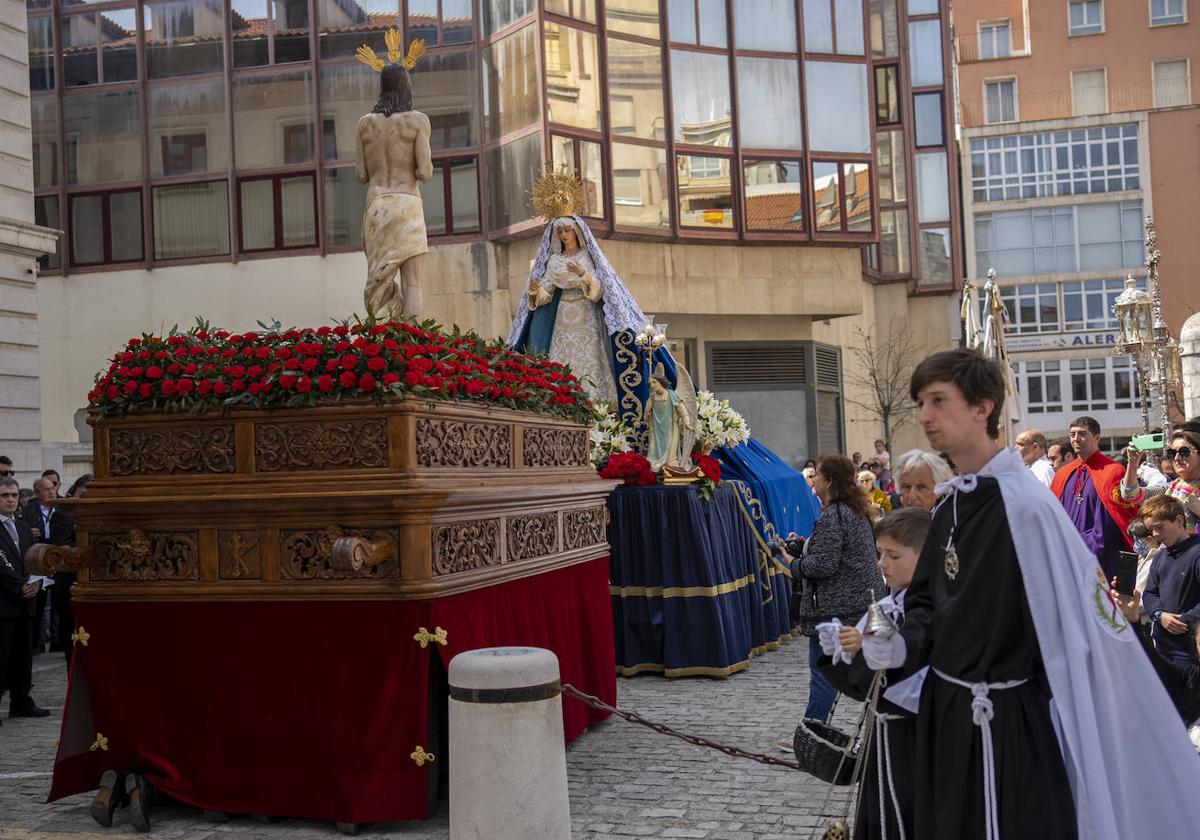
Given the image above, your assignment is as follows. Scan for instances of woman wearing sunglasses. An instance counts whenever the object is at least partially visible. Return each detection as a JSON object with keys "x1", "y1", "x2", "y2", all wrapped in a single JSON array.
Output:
[{"x1": 1165, "y1": 422, "x2": 1200, "y2": 533}]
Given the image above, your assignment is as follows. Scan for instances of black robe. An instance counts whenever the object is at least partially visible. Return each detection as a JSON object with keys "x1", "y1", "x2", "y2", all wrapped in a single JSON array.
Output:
[
  {"x1": 899, "y1": 476, "x2": 1076, "y2": 840},
  {"x1": 820, "y1": 653, "x2": 914, "y2": 840}
]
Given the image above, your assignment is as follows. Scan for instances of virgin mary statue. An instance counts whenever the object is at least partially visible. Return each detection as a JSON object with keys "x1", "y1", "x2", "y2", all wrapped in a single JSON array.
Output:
[{"x1": 507, "y1": 170, "x2": 674, "y2": 430}]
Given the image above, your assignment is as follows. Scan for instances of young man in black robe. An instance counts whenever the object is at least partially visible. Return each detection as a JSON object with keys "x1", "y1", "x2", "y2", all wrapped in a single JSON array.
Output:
[{"x1": 858, "y1": 349, "x2": 1200, "y2": 840}]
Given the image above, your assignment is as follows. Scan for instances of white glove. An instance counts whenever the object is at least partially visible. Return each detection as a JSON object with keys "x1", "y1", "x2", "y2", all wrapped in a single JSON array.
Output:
[
  {"x1": 816, "y1": 620, "x2": 842, "y2": 658},
  {"x1": 862, "y1": 631, "x2": 907, "y2": 671}
]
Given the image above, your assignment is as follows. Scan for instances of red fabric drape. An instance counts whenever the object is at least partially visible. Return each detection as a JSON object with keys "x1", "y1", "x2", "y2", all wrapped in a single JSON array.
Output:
[{"x1": 47, "y1": 557, "x2": 614, "y2": 823}]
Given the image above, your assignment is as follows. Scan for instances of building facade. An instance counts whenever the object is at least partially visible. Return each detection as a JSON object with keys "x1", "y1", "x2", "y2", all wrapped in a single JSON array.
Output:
[
  {"x1": 953, "y1": 0, "x2": 1200, "y2": 447},
  {"x1": 21, "y1": 0, "x2": 960, "y2": 475}
]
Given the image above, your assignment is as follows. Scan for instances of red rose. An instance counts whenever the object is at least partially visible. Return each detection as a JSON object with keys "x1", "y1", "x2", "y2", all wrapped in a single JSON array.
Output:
[
  {"x1": 176, "y1": 378, "x2": 194, "y2": 395},
  {"x1": 316, "y1": 326, "x2": 332, "y2": 337},
  {"x1": 296, "y1": 376, "x2": 312, "y2": 393},
  {"x1": 284, "y1": 358, "x2": 301, "y2": 370},
  {"x1": 382, "y1": 372, "x2": 400, "y2": 386},
  {"x1": 279, "y1": 374, "x2": 296, "y2": 389},
  {"x1": 301, "y1": 358, "x2": 319, "y2": 372},
  {"x1": 248, "y1": 382, "x2": 262, "y2": 396},
  {"x1": 334, "y1": 340, "x2": 351, "y2": 352},
  {"x1": 137, "y1": 383, "x2": 153, "y2": 398},
  {"x1": 362, "y1": 342, "x2": 382, "y2": 357},
  {"x1": 106, "y1": 385, "x2": 120, "y2": 399},
  {"x1": 317, "y1": 374, "x2": 334, "y2": 392},
  {"x1": 231, "y1": 378, "x2": 245, "y2": 392},
  {"x1": 197, "y1": 380, "x2": 213, "y2": 395},
  {"x1": 325, "y1": 358, "x2": 340, "y2": 372},
  {"x1": 332, "y1": 324, "x2": 349, "y2": 336},
  {"x1": 340, "y1": 353, "x2": 358, "y2": 370},
  {"x1": 160, "y1": 380, "x2": 178, "y2": 396},
  {"x1": 367, "y1": 356, "x2": 386, "y2": 372},
  {"x1": 405, "y1": 371, "x2": 424, "y2": 387},
  {"x1": 338, "y1": 370, "x2": 358, "y2": 388},
  {"x1": 247, "y1": 365, "x2": 263, "y2": 378},
  {"x1": 358, "y1": 374, "x2": 377, "y2": 392},
  {"x1": 145, "y1": 365, "x2": 163, "y2": 380},
  {"x1": 123, "y1": 380, "x2": 138, "y2": 395},
  {"x1": 212, "y1": 380, "x2": 228, "y2": 396}
]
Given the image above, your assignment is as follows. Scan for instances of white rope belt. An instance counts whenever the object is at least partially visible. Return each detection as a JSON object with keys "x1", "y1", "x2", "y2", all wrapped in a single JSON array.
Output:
[
  {"x1": 874, "y1": 712, "x2": 906, "y2": 840},
  {"x1": 932, "y1": 668, "x2": 1028, "y2": 840}
]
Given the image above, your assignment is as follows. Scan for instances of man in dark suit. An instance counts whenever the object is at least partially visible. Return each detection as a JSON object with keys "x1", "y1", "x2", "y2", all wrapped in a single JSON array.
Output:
[
  {"x1": 26, "y1": 476, "x2": 76, "y2": 663},
  {"x1": 0, "y1": 476, "x2": 49, "y2": 723}
]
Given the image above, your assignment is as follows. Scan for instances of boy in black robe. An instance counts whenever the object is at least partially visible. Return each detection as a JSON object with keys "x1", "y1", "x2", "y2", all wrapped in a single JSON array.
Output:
[{"x1": 818, "y1": 507, "x2": 931, "y2": 840}]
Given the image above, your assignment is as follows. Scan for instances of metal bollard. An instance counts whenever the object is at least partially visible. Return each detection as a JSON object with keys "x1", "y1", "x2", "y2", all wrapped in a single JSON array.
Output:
[{"x1": 448, "y1": 647, "x2": 571, "y2": 840}]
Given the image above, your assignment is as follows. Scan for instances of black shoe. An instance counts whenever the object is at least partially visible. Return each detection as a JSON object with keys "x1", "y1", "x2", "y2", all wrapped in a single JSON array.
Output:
[
  {"x1": 9, "y1": 704, "x2": 50, "y2": 718},
  {"x1": 125, "y1": 773, "x2": 155, "y2": 833},
  {"x1": 91, "y1": 770, "x2": 128, "y2": 828}
]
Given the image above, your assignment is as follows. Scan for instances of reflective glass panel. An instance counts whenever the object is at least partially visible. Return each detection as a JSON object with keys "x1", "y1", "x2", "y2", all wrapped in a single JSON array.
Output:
[
  {"x1": 319, "y1": 1, "x2": 399, "y2": 60},
  {"x1": 324, "y1": 165, "x2": 369, "y2": 246},
  {"x1": 28, "y1": 16, "x2": 54, "y2": 92},
  {"x1": 813, "y1": 161, "x2": 841, "y2": 231},
  {"x1": 450, "y1": 158, "x2": 480, "y2": 232},
  {"x1": 612, "y1": 142, "x2": 669, "y2": 229},
  {"x1": 668, "y1": 0, "x2": 696, "y2": 43},
  {"x1": 835, "y1": 0, "x2": 865, "y2": 55},
  {"x1": 697, "y1": 0, "x2": 726, "y2": 47},
  {"x1": 607, "y1": 37, "x2": 665, "y2": 141},
  {"x1": 869, "y1": 0, "x2": 899, "y2": 59},
  {"x1": 320, "y1": 63, "x2": 376, "y2": 163},
  {"x1": 734, "y1": 0, "x2": 797, "y2": 52},
  {"x1": 110, "y1": 191, "x2": 143, "y2": 262},
  {"x1": 408, "y1": 0, "x2": 440, "y2": 45},
  {"x1": 70, "y1": 195, "x2": 104, "y2": 264},
  {"x1": 878, "y1": 208, "x2": 909, "y2": 274},
  {"x1": 60, "y1": 13, "x2": 98, "y2": 87},
  {"x1": 908, "y1": 20, "x2": 943, "y2": 87},
  {"x1": 744, "y1": 160, "x2": 804, "y2": 231},
  {"x1": 552, "y1": 137, "x2": 605, "y2": 217},
  {"x1": 918, "y1": 227, "x2": 952, "y2": 286},
  {"x1": 876, "y1": 130, "x2": 906, "y2": 203},
  {"x1": 232, "y1": 0, "x2": 270, "y2": 67},
  {"x1": 803, "y1": 0, "x2": 833, "y2": 53},
  {"x1": 875, "y1": 65, "x2": 899, "y2": 124},
  {"x1": 149, "y1": 80, "x2": 228, "y2": 177},
  {"x1": 486, "y1": 132, "x2": 542, "y2": 229},
  {"x1": 280, "y1": 174, "x2": 316, "y2": 246},
  {"x1": 844, "y1": 162, "x2": 872, "y2": 232},
  {"x1": 913, "y1": 91, "x2": 944, "y2": 147},
  {"x1": 420, "y1": 50, "x2": 477, "y2": 149},
  {"x1": 240, "y1": 179, "x2": 276, "y2": 249},
  {"x1": 233, "y1": 69, "x2": 314, "y2": 169},
  {"x1": 544, "y1": 23, "x2": 602, "y2": 131},
  {"x1": 670, "y1": 50, "x2": 731, "y2": 147},
  {"x1": 915, "y1": 151, "x2": 949, "y2": 223},
  {"x1": 63, "y1": 89, "x2": 142, "y2": 185},
  {"x1": 34, "y1": 195, "x2": 60, "y2": 270},
  {"x1": 909, "y1": 0, "x2": 938, "y2": 12},
  {"x1": 482, "y1": 0, "x2": 536, "y2": 37},
  {"x1": 483, "y1": 25, "x2": 540, "y2": 142},
  {"x1": 101, "y1": 9, "x2": 138, "y2": 83},
  {"x1": 607, "y1": 0, "x2": 660, "y2": 40},
  {"x1": 418, "y1": 160, "x2": 447, "y2": 236},
  {"x1": 31, "y1": 97, "x2": 57, "y2": 189},
  {"x1": 152, "y1": 180, "x2": 231, "y2": 259},
  {"x1": 545, "y1": 0, "x2": 597, "y2": 24},
  {"x1": 736, "y1": 58, "x2": 802, "y2": 150},
  {"x1": 274, "y1": 0, "x2": 311, "y2": 61},
  {"x1": 144, "y1": 0, "x2": 225, "y2": 78},
  {"x1": 677, "y1": 155, "x2": 732, "y2": 228},
  {"x1": 805, "y1": 62, "x2": 870, "y2": 153}
]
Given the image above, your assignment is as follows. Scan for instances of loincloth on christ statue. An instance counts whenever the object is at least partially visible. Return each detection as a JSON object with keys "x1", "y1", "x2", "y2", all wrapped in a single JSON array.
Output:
[{"x1": 362, "y1": 192, "x2": 428, "y2": 306}]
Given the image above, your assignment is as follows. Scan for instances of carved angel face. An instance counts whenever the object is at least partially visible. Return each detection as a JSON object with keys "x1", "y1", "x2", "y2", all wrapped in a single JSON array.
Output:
[{"x1": 649, "y1": 378, "x2": 668, "y2": 397}]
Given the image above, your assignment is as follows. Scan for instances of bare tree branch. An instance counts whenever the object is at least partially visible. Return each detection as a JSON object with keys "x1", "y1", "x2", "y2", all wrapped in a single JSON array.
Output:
[{"x1": 842, "y1": 320, "x2": 921, "y2": 447}]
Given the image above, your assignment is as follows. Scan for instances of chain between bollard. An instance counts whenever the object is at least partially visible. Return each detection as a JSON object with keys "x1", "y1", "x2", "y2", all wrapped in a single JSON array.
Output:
[{"x1": 559, "y1": 683, "x2": 803, "y2": 771}]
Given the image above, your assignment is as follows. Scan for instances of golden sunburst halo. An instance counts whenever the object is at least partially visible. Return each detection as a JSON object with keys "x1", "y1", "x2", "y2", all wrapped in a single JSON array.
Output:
[{"x1": 532, "y1": 167, "x2": 585, "y2": 221}]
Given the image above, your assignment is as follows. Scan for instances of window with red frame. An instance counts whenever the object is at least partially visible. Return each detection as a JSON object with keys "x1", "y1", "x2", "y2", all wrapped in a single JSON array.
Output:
[
  {"x1": 69, "y1": 189, "x2": 143, "y2": 266},
  {"x1": 237, "y1": 173, "x2": 317, "y2": 253}
]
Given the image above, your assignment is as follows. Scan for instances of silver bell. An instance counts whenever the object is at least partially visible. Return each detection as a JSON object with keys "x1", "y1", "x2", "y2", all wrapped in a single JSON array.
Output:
[{"x1": 862, "y1": 590, "x2": 898, "y2": 639}]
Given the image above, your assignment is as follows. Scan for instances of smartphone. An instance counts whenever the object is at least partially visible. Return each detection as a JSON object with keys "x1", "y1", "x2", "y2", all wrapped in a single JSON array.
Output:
[
  {"x1": 1130, "y1": 433, "x2": 1164, "y2": 452},
  {"x1": 1115, "y1": 551, "x2": 1139, "y2": 596}
]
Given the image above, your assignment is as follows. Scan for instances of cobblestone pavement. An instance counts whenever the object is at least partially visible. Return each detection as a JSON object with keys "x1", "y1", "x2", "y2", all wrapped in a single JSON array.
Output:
[{"x1": 0, "y1": 644, "x2": 857, "y2": 839}]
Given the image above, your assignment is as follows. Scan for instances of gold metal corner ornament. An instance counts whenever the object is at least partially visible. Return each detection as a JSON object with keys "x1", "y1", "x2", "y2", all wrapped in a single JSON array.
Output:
[
  {"x1": 410, "y1": 746, "x2": 435, "y2": 767},
  {"x1": 90, "y1": 733, "x2": 109, "y2": 752},
  {"x1": 413, "y1": 626, "x2": 448, "y2": 649},
  {"x1": 71, "y1": 626, "x2": 90, "y2": 647}
]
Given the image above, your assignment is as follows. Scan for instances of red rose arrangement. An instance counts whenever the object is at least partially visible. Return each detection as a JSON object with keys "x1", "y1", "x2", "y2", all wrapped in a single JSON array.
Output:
[
  {"x1": 598, "y1": 452, "x2": 657, "y2": 487},
  {"x1": 691, "y1": 453, "x2": 721, "y2": 484},
  {"x1": 86, "y1": 317, "x2": 595, "y2": 425}
]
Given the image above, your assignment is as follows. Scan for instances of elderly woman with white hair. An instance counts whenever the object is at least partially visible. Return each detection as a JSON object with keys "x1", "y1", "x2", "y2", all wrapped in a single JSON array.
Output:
[{"x1": 893, "y1": 449, "x2": 954, "y2": 512}]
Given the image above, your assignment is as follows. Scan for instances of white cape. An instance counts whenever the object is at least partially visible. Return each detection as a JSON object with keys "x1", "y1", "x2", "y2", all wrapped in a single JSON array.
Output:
[{"x1": 978, "y1": 447, "x2": 1200, "y2": 840}]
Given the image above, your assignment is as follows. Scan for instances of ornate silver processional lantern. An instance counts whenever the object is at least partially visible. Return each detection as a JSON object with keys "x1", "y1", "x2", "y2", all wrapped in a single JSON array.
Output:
[{"x1": 1111, "y1": 219, "x2": 1183, "y2": 441}]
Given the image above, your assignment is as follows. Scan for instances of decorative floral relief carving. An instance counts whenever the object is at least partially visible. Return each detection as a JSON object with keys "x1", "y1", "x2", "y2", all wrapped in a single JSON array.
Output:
[
  {"x1": 255, "y1": 419, "x2": 388, "y2": 472},
  {"x1": 218, "y1": 531, "x2": 261, "y2": 580},
  {"x1": 415, "y1": 417, "x2": 511, "y2": 468},
  {"x1": 507, "y1": 512, "x2": 560, "y2": 562},
  {"x1": 109, "y1": 426, "x2": 235, "y2": 476},
  {"x1": 564, "y1": 507, "x2": 607, "y2": 551},
  {"x1": 90, "y1": 531, "x2": 200, "y2": 581},
  {"x1": 280, "y1": 526, "x2": 398, "y2": 580},
  {"x1": 431, "y1": 520, "x2": 501, "y2": 576},
  {"x1": 521, "y1": 427, "x2": 589, "y2": 468}
]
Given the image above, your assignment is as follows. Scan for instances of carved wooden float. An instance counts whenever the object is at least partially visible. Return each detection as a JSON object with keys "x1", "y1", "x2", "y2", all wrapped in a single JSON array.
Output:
[{"x1": 31, "y1": 399, "x2": 615, "y2": 602}]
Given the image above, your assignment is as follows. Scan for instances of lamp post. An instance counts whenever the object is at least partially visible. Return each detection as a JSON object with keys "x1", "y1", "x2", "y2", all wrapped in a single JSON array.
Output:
[{"x1": 1111, "y1": 218, "x2": 1182, "y2": 441}]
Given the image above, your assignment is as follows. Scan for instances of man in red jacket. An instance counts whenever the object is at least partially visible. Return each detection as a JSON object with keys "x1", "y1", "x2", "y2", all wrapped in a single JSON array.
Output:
[{"x1": 1050, "y1": 415, "x2": 1142, "y2": 578}]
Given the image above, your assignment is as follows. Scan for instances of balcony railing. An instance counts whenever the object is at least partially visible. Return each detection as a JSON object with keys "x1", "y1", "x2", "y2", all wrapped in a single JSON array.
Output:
[
  {"x1": 960, "y1": 77, "x2": 1196, "y2": 127},
  {"x1": 954, "y1": 26, "x2": 1031, "y2": 64}
]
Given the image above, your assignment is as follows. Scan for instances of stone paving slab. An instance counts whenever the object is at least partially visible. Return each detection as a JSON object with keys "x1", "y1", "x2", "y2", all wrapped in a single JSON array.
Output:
[{"x1": 0, "y1": 644, "x2": 858, "y2": 839}]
